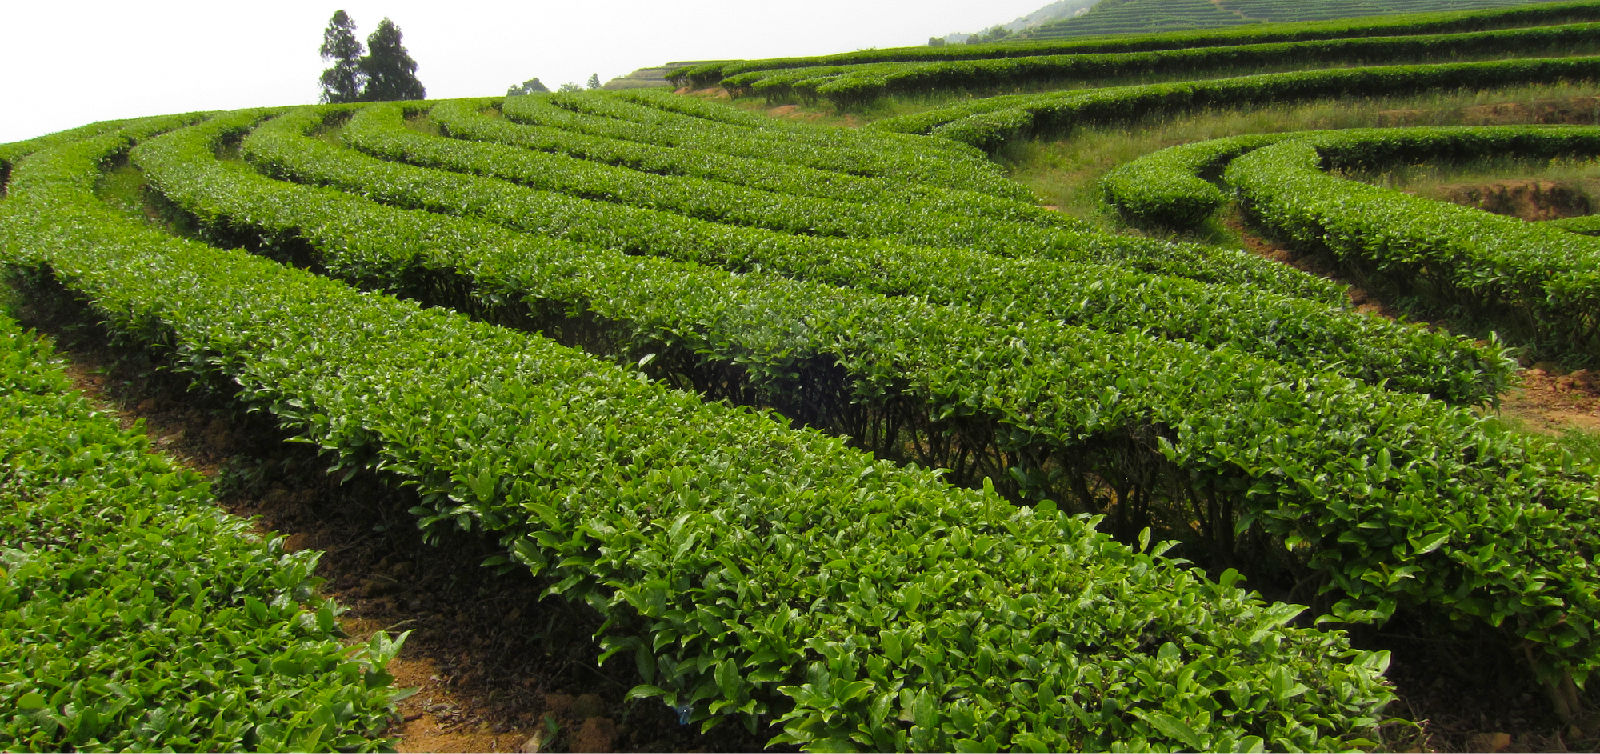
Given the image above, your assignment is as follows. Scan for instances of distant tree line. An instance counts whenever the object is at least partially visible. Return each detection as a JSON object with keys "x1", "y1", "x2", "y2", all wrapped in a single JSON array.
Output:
[
  {"x1": 509, "y1": 73, "x2": 603, "y2": 96},
  {"x1": 319, "y1": 10, "x2": 426, "y2": 103}
]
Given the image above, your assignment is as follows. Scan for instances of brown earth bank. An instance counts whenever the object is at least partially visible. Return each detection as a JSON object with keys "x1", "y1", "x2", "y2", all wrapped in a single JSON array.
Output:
[
  {"x1": 1435, "y1": 179, "x2": 1592, "y2": 222},
  {"x1": 8, "y1": 294, "x2": 781, "y2": 754},
  {"x1": 1375, "y1": 96, "x2": 1600, "y2": 128}
]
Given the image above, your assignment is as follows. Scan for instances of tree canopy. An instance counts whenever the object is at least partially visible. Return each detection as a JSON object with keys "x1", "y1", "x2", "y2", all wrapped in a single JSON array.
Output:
[
  {"x1": 318, "y1": 12, "x2": 425, "y2": 103},
  {"x1": 507, "y1": 78, "x2": 550, "y2": 96},
  {"x1": 318, "y1": 10, "x2": 364, "y2": 104},
  {"x1": 360, "y1": 18, "x2": 426, "y2": 101}
]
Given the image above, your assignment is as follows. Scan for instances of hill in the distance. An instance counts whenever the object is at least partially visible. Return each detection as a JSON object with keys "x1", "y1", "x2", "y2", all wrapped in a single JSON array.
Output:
[
  {"x1": 603, "y1": 61, "x2": 723, "y2": 90},
  {"x1": 1017, "y1": 0, "x2": 1559, "y2": 39},
  {"x1": 939, "y1": 0, "x2": 1100, "y2": 43}
]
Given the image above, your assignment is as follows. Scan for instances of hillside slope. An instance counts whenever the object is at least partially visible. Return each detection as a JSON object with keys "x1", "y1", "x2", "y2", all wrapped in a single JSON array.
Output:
[{"x1": 1021, "y1": 0, "x2": 1556, "y2": 39}]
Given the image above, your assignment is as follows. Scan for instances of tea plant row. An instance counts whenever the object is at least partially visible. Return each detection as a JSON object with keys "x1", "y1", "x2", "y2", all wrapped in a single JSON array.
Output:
[
  {"x1": 674, "y1": 0, "x2": 1600, "y2": 88},
  {"x1": 729, "y1": 22, "x2": 1600, "y2": 108},
  {"x1": 0, "y1": 216, "x2": 404, "y2": 750},
  {"x1": 429, "y1": 100, "x2": 1065, "y2": 228},
  {"x1": 0, "y1": 120, "x2": 1397, "y2": 752},
  {"x1": 1022, "y1": 0, "x2": 1553, "y2": 39},
  {"x1": 1224, "y1": 126, "x2": 1600, "y2": 356},
  {"x1": 872, "y1": 56, "x2": 1600, "y2": 151},
  {"x1": 131, "y1": 109, "x2": 1600, "y2": 707},
  {"x1": 287, "y1": 103, "x2": 1502, "y2": 401},
  {"x1": 502, "y1": 92, "x2": 1026, "y2": 201}
]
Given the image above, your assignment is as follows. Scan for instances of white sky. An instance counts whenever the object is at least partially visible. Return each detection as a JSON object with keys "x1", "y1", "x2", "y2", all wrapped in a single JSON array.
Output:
[{"x1": 0, "y1": 0, "x2": 1046, "y2": 144}]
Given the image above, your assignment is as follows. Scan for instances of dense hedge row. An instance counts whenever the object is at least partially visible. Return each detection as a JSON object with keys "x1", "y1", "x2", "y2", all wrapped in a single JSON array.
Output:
[
  {"x1": 1104, "y1": 125, "x2": 1600, "y2": 230},
  {"x1": 134, "y1": 109, "x2": 1600, "y2": 706},
  {"x1": 0, "y1": 119, "x2": 1401, "y2": 753},
  {"x1": 1102, "y1": 134, "x2": 1283, "y2": 228},
  {"x1": 739, "y1": 22, "x2": 1600, "y2": 108},
  {"x1": 675, "y1": 0, "x2": 1600, "y2": 87},
  {"x1": 1022, "y1": 0, "x2": 1552, "y2": 39},
  {"x1": 502, "y1": 92, "x2": 1027, "y2": 200},
  {"x1": 1225, "y1": 126, "x2": 1600, "y2": 357},
  {"x1": 0, "y1": 126, "x2": 405, "y2": 750},
  {"x1": 428, "y1": 100, "x2": 1072, "y2": 228},
  {"x1": 258, "y1": 106, "x2": 1341, "y2": 311},
  {"x1": 495, "y1": 94, "x2": 1357, "y2": 301},
  {"x1": 355, "y1": 102, "x2": 1512, "y2": 402},
  {"x1": 348, "y1": 103, "x2": 1079, "y2": 258},
  {"x1": 872, "y1": 56, "x2": 1600, "y2": 150}
]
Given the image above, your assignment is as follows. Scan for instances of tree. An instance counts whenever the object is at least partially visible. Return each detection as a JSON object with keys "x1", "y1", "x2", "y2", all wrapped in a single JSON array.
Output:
[
  {"x1": 507, "y1": 78, "x2": 550, "y2": 96},
  {"x1": 966, "y1": 25, "x2": 1010, "y2": 44},
  {"x1": 360, "y1": 18, "x2": 426, "y2": 101},
  {"x1": 586, "y1": 73, "x2": 601, "y2": 90},
  {"x1": 318, "y1": 10, "x2": 365, "y2": 104},
  {"x1": 557, "y1": 82, "x2": 583, "y2": 93}
]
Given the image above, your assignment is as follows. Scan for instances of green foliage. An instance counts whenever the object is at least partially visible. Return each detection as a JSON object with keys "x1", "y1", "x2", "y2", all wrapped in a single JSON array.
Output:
[
  {"x1": 491, "y1": 93, "x2": 1341, "y2": 298},
  {"x1": 430, "y1": 99, "x2": 1062, "y2": 227},
  {"x1": 0, "y1": 120, "x2": 1398, "y2": 752},
  {"x1": 788, "y1": 22, "x2": 1600, "y2": 109},
  {"x1": 128, "y1": 107, "x2": 1600, "y2": 706},
  {"x1": 319, "y1": 10, "x2": 365, "y2": 104},
  {"x1": 875, "y1": 55, "x2": 1600, "y2": 151},
  {"x1": 675, "y1": 0, "x2": 1600, "y2": 88},
  {"x1": 337, "y1": 101, "x2": 1504, "y2": 401},
  {"x1": 0, "y1": 284, "x2": 404, "y2": 751},
  {"x1": 1224, "y1": 125, "x2": 1600, "y2": 359},
  {"x1": 503, "y1": 91, "x2": 1026, "y2": 200},
  {"x1": 1102, "y1": 133, "x2": 1287, "y2": 228},
  {"x1": 506, "y1": 77, "x2": 550, "y2": 96},
  {"x1": 359, "y1": 18, "x2": 425, "y2": 102},
  {"x1": 1025, "y1": 0, "x2": 1555, "y2": 39}
]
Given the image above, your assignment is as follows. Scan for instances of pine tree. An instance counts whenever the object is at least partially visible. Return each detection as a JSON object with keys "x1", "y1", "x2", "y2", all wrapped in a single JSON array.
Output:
[
  {"x1": 318, "y1": 10, "x2": 365, "y2": 104},
  {"x1": 360, "y1": 18, "x2": 426, "y2": 101},
  {"x1": 586, "y1": 73, "x2": 601, "y2": 90}
]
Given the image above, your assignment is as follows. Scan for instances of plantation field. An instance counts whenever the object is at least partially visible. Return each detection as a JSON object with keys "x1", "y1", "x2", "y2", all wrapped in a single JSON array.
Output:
[
  {"x1": 5, "y1": 1, "x2": 1600, "y2": 751},
  {"x1": 1020, "y1": 0, "x2": 1559, "y2": 40}
]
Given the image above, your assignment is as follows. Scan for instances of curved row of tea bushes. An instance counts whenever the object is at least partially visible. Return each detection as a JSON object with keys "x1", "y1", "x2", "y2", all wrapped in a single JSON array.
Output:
[
  {"x1": 0, "y1": 121, "x2": 1398, "y2": 754},
  {"x1": 137, "y1": 110, "x2": 1600, "y2": 699},
  {"x1": 615, "y1": 88, "x2": 816, "y2": 129},
  {"x1": 872, "y1": 56, "x2": 1600, "y2": 151},
  {"x1": 1022, "y1": 0, "x2": 1552, "y2": 40},
  {"x1": 1225, "y1": 127, "x2": 1600, "y2": 356},
  {"x1": 502, "y1": 92, "x2": 1030, "y2": 201},
  {"x1": 546, "y1": 89, "x2": 981, "y2": 161},
  {"x1": 1548, "y1": 213, "x2": 1600, "y2": 233},
  {"x1": 348, "y1": 103, "x2": 1080, "y2": 258},
  {"x1": 675, "y1": 0, "x2": 1600, "y2": 87},
  {"x1": 363, "y1": 103, "x2": 1348, "y2": 311},
  {"x1": 1, "y1": 117, "x2": 173, "y2": 197},
  {"x1": 1102, "y1": 134, "x2": 1283, "y2": 228},
  {"x1": 487, "y1": 98, "x2": 1345, "y2": 301},
  {"x1": 429, "y1": 100, "x2": 1074, "y2": 229},
  {"x1": 287, "y1": 106, "x2": 1507, "y2": 401},
  {"x1": 744, "y1": 23, "x2": 1600, "y2": 108},
  {"x1": 1104, "y1": 125, "x2": 1600, "y2": 230},
  {"x1": 0, "y1": 182, "x2": 405, "y2": 750},
  {"x1": 264, "y1": 106, "x2": 1342, "y2": 302}
]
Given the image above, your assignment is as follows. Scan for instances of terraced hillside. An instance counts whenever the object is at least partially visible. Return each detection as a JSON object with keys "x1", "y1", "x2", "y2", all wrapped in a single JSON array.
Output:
[
  {"x1": 1022, "y1": 0, "x2": 1557, "y2": 39},
  {"x1": 5, "y1": 1, "x2": 1600, "y2": 751}
]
